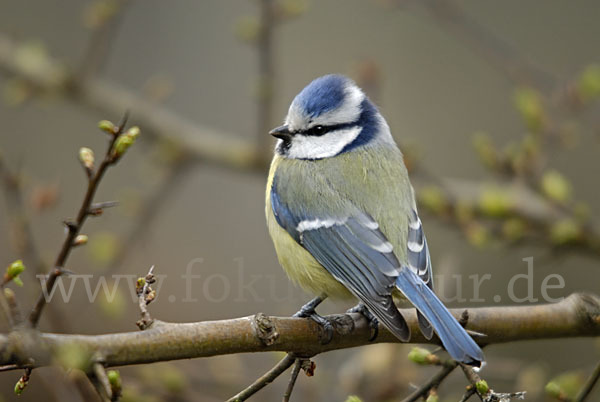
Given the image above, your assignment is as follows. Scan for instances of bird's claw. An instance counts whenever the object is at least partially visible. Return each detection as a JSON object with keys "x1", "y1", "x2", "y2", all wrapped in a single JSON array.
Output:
[
  {"x1": 293, "y1": 303, "x2": 317, "y2": 318},
  {"x1": 310, "y1": 314, "x2": 334, "y2": 344},
  {"x1": 347, "y1": 303, "x2": 379, "y2": 341},
  {"x1": 293, "y1": 295, "x2": 333, "y2": 345}
]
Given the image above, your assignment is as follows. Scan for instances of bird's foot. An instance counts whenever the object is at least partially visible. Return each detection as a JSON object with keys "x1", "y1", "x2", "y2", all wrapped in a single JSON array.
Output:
[
  {"x1": 347, "y1": 303, "x2": 379, "y2": 341},
  {"x1": 293, "y1": 295, "x2": 333, "y2": 345}
]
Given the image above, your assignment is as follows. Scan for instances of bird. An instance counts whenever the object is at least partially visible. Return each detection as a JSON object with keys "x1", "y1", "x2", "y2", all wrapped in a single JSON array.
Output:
[{"x1": 265, "y1": 74, "x2": 484, "y2": 366}]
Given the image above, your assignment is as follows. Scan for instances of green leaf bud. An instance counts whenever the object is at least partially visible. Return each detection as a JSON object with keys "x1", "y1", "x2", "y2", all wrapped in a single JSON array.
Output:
[
  {"x1": 79, "y1": 147, "x2": 95, "y2": 171},
  {"x1": 475, "y1": 379, "x2": 489, "y2": 395},
  {"x1": 98, "y1": 119, "x2": 117, "y2": 134},
  {"x1": 541, "y1": 170, "x2": 571, "y2": 204}
]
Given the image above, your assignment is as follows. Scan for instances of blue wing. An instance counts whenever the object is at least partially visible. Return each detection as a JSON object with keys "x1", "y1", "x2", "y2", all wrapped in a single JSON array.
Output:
[
  {"x1": 402, "y1": 208, "x2": 483, "y2": 364},
  {"x1": 407, "y1": 208, "x2": 435, "y2": 339},
  {"x1": 271, "y1": 181, "x2": 410, "y2": 341},
  {"x1": 271, "y1": 180, "x2": 484, "y2": 366},
  {"x1": 300, "y1": 215, "x2": 411, "y2": 341}
]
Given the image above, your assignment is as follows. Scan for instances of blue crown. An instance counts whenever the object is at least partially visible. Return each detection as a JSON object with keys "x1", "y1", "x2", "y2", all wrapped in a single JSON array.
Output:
[{"x1": 293, "y1": 74, "x2": 350, "y2": 118}]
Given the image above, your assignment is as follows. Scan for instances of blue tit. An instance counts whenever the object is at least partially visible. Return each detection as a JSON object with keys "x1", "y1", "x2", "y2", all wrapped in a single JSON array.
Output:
[{"x1": 265, "y1": 74, "x2": 484, "y2": 366}]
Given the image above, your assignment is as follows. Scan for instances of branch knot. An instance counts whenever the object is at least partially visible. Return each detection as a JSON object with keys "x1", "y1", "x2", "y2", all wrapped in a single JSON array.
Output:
[
  {"x1": 252, "y1": 313, "x2": 279, "y2": 346},
  {"x1": 577, "y1": 293, "x2": 600, "y2": 331}
]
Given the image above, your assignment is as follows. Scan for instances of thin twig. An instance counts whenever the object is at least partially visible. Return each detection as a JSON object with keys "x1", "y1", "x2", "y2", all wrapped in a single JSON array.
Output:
[
  {"x1": 574, "y1": 361, "x2": 600, "y2": 402},
  {"x1": 0, "y1": 158, "x2": 47, "y2": 277},
  {"x1": 459, "y1": 386, "x2": 477, "y2": 402},
  {"x1": 0, "y1": 288, "x2": 14, "y2": 328},
  {"x1": 282, "y1": 358, "x2": 303, "y2": 402},
  {"x1": 89, "y1": 362, "x2": 112, "y2": 402},
  {"x1": 256, "y1": 0, "x2": 275, "y2": 153},
  {"x1": 28, "y1": 114, "x2": 128, "y2": 327},
  {"x1": 226, "y1": 353, "x2": 296, "y2": 402},
  {"x1": 136, "y1": 265, "x2": 156, "y2": 330},
  {"x1": 89, "y1": 200, "x2": 120, "y2": 215},
  {"x1": 460, "y1": 363, "x2": 526, "y2": 402},
  {"x1": 77, "y1": 0, "x2": 131, "y2": 82},
  {"x1": 0, "y1": 364, "x2": 21, "y2": 372},
  {"x1": 5, "y1": 32, "x2": 600, "y2": 260},
  {"x1": 459, "y1": 364, "x2": 485, "y2": 401},
  {"x1": 411, "y1": 0, "x2": 556, "y2": 91},
  {"x1": 2, "y1": 288, "x2": 22, "y2": 326},
  {"x1": 401, "y1": 361, "x2": 458, "y2": 402},
  {"x1": 0, "y1": 33, "x2": 266, "y2": 171}
]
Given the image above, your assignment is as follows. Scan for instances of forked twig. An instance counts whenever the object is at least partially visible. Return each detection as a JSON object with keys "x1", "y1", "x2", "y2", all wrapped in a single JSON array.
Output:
[
  {"x1": 226, "y1": 353, "x2": 296, "y2": 402},
  {"x1": 28, "y1": 113, "x2": 130, "y2": 327}
]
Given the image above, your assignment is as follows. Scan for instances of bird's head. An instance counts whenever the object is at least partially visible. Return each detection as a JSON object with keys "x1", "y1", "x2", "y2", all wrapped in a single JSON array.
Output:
[{"x1": 271, "y1": 74, "x2": 392, "y2": 160}]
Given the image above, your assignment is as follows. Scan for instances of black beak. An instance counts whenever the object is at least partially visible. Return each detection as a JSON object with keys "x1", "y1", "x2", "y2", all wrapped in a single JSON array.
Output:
[{"x1": 269, "y1": 125, "x2": 292, "y2": 141}]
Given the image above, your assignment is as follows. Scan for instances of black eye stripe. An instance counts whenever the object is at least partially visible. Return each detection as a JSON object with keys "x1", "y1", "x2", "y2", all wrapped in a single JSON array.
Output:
[
  {"x1": 300, "y1": 121, "x2": 358, "y2": 137},
  {"x1": 306, "y1": 125, "x2": 327, "y2": 136}
]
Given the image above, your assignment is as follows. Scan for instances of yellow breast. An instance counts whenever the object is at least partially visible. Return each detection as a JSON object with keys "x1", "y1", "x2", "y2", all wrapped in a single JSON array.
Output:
[{"x1": 265, "y1": 156, "x2": 352, "y2": 299}]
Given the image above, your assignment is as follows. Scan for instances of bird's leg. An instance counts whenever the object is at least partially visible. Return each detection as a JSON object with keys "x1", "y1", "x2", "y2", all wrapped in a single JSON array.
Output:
[
  {"x1": 347, "y1": 302, "x2": 379, "y2": 341},
  {"x1": 293, "y1": 295, "x2": 326, "y2": 317},
  {"x1": 293, "y1": 294, "x2": 333, "y2": 344}
]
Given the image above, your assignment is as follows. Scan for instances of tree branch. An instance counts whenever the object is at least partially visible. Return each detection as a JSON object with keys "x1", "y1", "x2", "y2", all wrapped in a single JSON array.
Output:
[
  {"x1": 27, "y1": 115, "x2": 129, "y2": 327},
  {"x1": 417, "y1": 177, "x2": 600, "y2": 257},
  {"x1": 407, "y1": 0, "x2": 557, "y2": 91},
  {"x1": 1, "y1": 293, "x2": 598, "y2": 370},
  {"x1": 4, "y1": 32, "x2": 600, "y2": 258},
  {"x1": 0, "y1": 33, "x2": 266, "y2": 172}
]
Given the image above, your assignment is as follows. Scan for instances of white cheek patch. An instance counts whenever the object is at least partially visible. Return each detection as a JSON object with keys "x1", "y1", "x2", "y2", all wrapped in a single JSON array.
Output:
[{"x1": 287, "y1": 126, "x2": 362, "y2": 159}]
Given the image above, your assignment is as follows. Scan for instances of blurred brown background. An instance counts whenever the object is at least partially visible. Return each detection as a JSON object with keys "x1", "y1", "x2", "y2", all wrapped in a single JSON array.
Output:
[{"x1": 0, "y1": 1, "x2": 599, "y2": 401}]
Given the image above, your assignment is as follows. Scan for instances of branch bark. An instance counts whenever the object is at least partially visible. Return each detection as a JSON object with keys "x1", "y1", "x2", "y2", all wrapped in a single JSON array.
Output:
[{"x1": 1, "y1": 293, "x2": 599, "y2": 370}]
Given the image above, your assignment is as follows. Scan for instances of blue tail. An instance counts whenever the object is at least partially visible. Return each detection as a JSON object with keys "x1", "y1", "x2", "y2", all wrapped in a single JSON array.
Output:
[{"x1": 395, "y1": 268, "x2": 484, "y2": 366}]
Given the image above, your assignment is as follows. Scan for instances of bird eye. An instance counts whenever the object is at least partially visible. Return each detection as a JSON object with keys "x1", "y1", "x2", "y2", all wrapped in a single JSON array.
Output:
[{"x1": 311, "y1": 125, "x2": 326, "y2": 136}]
